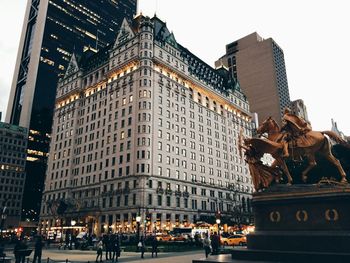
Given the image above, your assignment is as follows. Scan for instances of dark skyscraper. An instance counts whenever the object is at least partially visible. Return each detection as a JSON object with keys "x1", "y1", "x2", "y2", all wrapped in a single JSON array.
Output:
[{"x1": 6, "y1": 0, "x2": 137, "y2": 220}]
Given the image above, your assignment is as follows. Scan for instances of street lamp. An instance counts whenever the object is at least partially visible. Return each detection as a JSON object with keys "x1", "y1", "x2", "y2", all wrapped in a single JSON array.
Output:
[
  {"x1": 0, "y1": 206, "x2": 8, "y2": 239},
  {"x1": 71, "y1": 220, "x2": 76, "y2": 226},
  {"x1": 136, "y1": 214, "x2": 141, "y2": 242},
  {"x1": 216, "y1": 218, "x2": 221, "y2": 234},
  {"x1": 216, "y1": 209, "x2": 221, "y2": 238}
]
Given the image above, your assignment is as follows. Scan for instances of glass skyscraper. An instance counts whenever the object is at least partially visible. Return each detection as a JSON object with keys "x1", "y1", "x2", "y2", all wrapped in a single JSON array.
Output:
[{"x1": 6, "y1": 0, "x2": 137, "y2": 220}]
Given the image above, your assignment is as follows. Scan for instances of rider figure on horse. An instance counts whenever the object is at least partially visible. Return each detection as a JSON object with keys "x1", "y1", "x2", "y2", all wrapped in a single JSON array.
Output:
[{"x1": 281, "y1": 107, "x2": 312, "y2": 158}]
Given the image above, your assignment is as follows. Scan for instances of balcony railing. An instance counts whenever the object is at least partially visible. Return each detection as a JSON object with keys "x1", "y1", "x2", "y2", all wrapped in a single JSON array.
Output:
[
  {"x1": 157, "y1": 188, "x2": 164, "y2": 194},
  {"x1": 175, "y1": 190, "x2": 182, "y2": 197},
  {"x1": 183, "y1": 191, "x2": 189, "y2": 198}
]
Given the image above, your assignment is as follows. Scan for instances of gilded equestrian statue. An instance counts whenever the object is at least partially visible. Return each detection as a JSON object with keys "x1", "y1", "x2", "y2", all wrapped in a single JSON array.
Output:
[{"x1": 256, "y1": 113, "x2": 347, "y2": 183}]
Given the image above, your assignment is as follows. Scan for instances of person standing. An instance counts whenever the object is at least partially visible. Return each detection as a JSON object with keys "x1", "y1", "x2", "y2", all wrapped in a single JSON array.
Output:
[
  {"x1": 108, "y1": 235, "x2": 113, "y2": 260},
  {"x1": 13, "y1": 239, "x2": 21, "y2": 263},
  {"x1": 33, "y1": 236, "x2": 44, "y2": 263},
  {"x1": 138, "y1": 236, "x2": 145, "y2": 259},
  {"x1": 203, "y1": 233, "x2": 211, "y2": 258},
  {"x1": 102, "y1": 235, "x2": 110, "y2": 261},
  {"x1": 151, "y1": 235, "x2": 158, "y2": 258},
  {"x1": 14, "y1": 238, "x2": 27, "y2": 263},
  {"x1": 211, "y1": 232, "x2": 220, "y2": 255},
  {"x1": 96, "y1": 238, "x2": 103, "y2": 263},
  {"x1": 112, "y1": 234, "x2": 121, "y2": 262}
]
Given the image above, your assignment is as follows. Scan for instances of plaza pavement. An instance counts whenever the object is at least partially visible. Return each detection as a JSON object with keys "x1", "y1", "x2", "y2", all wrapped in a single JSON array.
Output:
[{"x1": 23, "y1": 248, "x2": 206, "y2": 263}]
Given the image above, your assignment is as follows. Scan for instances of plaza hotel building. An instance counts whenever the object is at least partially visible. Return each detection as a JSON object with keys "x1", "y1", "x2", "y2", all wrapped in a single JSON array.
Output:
[{"x1": 40, "y1": 15, "x2": 255, "y2": 235}]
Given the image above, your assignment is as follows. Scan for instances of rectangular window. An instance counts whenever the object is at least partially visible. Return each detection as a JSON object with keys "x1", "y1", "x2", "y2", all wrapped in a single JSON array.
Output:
[
  {"x1": 124, "y1": 195, "x2": 128, "y2": 206},
  {"x1": 148, "y1": 194, "x2": 152, "y2": 205},
  {"x1": 157, "y1": 195, "x2": 162, "y2": 206},
  {"x1": 166, "y1": 196, "x2": 171, "y2": 206}
]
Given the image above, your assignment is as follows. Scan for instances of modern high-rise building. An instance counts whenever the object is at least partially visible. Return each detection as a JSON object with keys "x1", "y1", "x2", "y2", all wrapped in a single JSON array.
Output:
[
  {"x1": 216, "y1": 32, "x2": 291, "y2": 125},
  {"x1": 0, "y1": 122, "x2": 27, "y2": 229},
  {"x1": 5, "y1": 0, "x2": 137, "y2": 220},
  {"x1": 290, "y1": 99, "x2": 309, "y2": 124},
  {"x1": 39, "y1": 15, "x2": 255, "y2": 235}
]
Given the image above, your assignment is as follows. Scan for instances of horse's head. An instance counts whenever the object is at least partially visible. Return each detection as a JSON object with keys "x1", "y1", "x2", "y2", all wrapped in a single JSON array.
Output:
[{"x1": 257, "y1": 117, "x2": 279, "y2": 135}]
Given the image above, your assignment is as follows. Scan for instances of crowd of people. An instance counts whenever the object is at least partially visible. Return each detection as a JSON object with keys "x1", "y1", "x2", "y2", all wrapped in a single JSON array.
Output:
[
  {"x1": 11, "y1": 235, "x2": 44, "y2": 263},
  {"x1": 202, "y1": 232, "x2": 221, "y2": 258},
  {"x1": 95, "y1": 234, "x2": 120, "y2": 262},
  {"x1": 94, "y1": 233, "x2": 159, "y2": 262},
  {"x1": 0, "y1": 231, "x2": 226, "y2": 262}
]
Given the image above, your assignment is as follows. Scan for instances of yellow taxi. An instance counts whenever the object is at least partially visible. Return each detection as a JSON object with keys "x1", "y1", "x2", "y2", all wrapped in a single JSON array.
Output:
[
  {"x1": 155, "y1": 233, "x2": 173, "y2": 242},
  {"x1": 220, "y1": 234, "x2": 247, "y2": 246}
]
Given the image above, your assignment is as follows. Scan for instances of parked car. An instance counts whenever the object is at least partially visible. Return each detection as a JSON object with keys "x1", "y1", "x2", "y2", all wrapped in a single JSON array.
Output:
[
  {"x1": 155, "y1": 233, "x2": 173, "y2": 242},
  {"x1": 221, "y1": 234, "x2": 247, "y2": 246},
  {"x1": 171, "y1": 234, "x2": 188, "y2": 242}
]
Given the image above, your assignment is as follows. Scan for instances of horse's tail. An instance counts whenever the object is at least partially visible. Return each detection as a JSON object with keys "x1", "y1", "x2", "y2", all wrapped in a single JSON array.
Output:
[{"x1": 321, "y1": 131, "x2": 346, "y2": 144}]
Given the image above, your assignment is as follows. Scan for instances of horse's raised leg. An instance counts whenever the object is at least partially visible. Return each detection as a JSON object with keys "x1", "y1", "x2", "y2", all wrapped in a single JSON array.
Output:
[
  {"x1": 276, "y1": 158, "x2": 293, "y2": 185},
  {"x1": 302, "y1": 155, "x2": 316, "y2": 182},
  {"x1": 271, "y1": 160, "x2": 281, "y2": 183},
  {"x1": 324, "y1": 153, "x2": 348, "y2": 183}
]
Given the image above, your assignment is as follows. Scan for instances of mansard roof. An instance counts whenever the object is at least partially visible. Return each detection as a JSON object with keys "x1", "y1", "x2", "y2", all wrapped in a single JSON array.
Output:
[
  {"x1": 150, "y1": 15, "x2": 245, "y2": 99},
  {"x1": 61, "y1": 14, "x2": 246, "y2": 101}
]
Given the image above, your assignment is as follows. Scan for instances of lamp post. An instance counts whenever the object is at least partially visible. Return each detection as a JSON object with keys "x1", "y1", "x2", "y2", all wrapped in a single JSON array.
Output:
[
  {"x1": 0, "y1": 200, "x2": 8, "y2": 240},
  {"x1": 0, "y1": 210, "x2": 7, "y2": 239},
  {"x1": 216, "y1": 217, "x2": 221, "y2": 234},
  {"x1": 136, "y1": 214, "x2": 141, "y2": 242},
  {"x1": 71, "y1": 219, "x2": 76, "y2": 236}
]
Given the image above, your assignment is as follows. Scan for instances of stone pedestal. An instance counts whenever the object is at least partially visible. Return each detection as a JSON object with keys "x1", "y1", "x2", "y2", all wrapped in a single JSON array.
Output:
[{"x1": 194, "y1": 184, "x2": 350, "y2": 262}]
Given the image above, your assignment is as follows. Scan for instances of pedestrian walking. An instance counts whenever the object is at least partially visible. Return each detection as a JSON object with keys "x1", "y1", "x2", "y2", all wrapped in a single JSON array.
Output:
[
  {"x1": 203, "y1": 233, "x2": 211, "y2": 258},
  {"x1": 112, "y1": 235, "x2": 121, "y2": 262},
  {"x1": 33, "y1": 235, "x2": 44, "y2": 263},
  {"x1": 151, "y1": 235, "x2": 158, "y2": 258},
  {"x1": 102, "y1": 235, "x2": 109, "y2": 260},
  {"x1": 108, "y1": 235, "x2": 113, "y2": 260},
  {"x1": 96, "y1": 239, "x2": 103, "y2": 263},
  {"x1": 211, "y1": 232, "x2": 220, "y2": 255},
  {"x1": 13, "y1": 238, "x2": 27, "y2": 263},
  {"x1": 138, "y1": 236, "x2": 145, "y2": 259},
  {"x1": 13, "y1": 239, "x2": 21, "y2": 263}
]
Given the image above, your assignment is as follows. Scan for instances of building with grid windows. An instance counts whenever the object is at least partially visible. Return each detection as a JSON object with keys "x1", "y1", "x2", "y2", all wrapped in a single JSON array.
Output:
[
  {"x1": 39, "y1": 15, "x2": 255, "y2": 235},
  {"x1": 290, "y1": 99, "x2": 309, "y2": 124},
  {"x1": 216, "y1": 32, "x2": 291, "y2": 126},
  {"x1": 0, "y1": 122, "x2": 27, "y2": 229},
  {"x1": 5, "y1": 0, "x2": 137, "y2": 220}
]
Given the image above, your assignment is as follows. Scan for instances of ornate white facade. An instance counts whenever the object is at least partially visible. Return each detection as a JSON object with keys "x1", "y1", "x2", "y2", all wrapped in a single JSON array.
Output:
[{"x1": 40, "y1": 16, "x2": 255, "y2": 235}]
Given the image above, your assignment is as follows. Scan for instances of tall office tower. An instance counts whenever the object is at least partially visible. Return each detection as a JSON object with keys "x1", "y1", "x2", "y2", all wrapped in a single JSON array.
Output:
[
  {"x1": 6, "y1": 0, "x2": 137, "y2": 220},
  {"x1": 0, "y1": 123, "x2": 27, "y2": 229},
  {"x1": 290, "y1": 99, "x2": 309, "y2": 123},
  {"x1": 39, "y1": 15, "x2": 255, "y2": 235},
  {"x1": 216, "y1": 32, "x2": 291, "y2": 125}
]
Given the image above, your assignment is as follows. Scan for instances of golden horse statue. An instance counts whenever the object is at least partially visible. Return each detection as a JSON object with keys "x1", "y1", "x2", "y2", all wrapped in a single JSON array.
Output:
[
  {"x1": 257, "y1": 117, "x2": 347, "y2": 183},
  {"x1": 239, "y1": 131, "x2": 293, "y2": 190}
]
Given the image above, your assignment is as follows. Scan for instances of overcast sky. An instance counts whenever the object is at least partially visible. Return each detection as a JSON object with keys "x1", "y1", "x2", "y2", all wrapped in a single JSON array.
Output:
[{"x1": 0, "y1": 0, "x2": 349, "y2": 135}]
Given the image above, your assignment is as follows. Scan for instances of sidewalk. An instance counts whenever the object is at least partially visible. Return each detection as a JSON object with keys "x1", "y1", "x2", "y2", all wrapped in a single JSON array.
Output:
[{"x1": 5, "y1": 248, "x2": 205, "y2": 263}]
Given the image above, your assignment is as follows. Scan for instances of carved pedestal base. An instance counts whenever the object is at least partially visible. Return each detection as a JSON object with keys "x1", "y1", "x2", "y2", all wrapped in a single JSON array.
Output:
[{"x1": 194, "y1": 184, "x2": 350, "y2": 263}]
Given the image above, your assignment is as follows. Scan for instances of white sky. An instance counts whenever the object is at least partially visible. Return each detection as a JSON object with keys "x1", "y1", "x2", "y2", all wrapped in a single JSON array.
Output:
[{"x1": 0, "y1": 0, "x2": 349, "y2": 134}]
